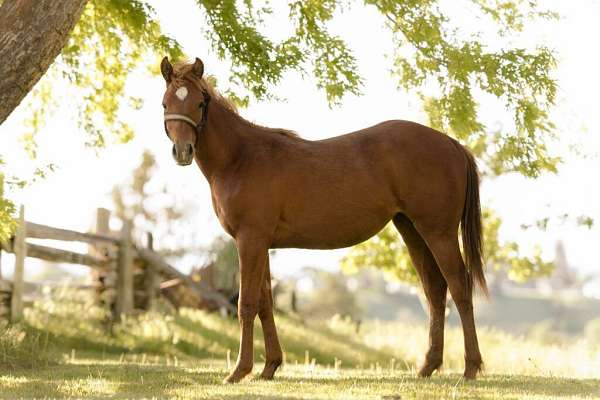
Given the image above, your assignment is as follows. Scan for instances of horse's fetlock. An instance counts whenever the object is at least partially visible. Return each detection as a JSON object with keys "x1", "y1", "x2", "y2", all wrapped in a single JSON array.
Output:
[
  {"x1": 237, "y1": 362, "x2": 253, "y2": 374},
  {"x1": 268, "y1": 355, "x2": 283, "y2": 368},
  {"x1": 465, "y1": 356, "x2": 483, "y2": 368}
]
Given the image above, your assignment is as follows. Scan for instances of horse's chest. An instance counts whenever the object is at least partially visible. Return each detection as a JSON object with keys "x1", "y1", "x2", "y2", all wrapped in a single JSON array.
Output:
[
  {"x1": 210, "y1": 180, "x2": 249, "y2": 237},
  {"x1": 210, "y1": 192, "x2": 235, "y2": 236}
]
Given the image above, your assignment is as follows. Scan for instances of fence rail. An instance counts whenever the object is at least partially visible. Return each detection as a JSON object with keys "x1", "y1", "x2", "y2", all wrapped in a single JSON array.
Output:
[
  {"x1": 26, "y1": 221, "x2": 119, "y2": 245},
  {"x1": 138, "y1": 248, "x2": 235, "y2": 312},
  {"x1": 1, "y1": 240, "x2": 112, "y2": 269},
  {"x1": 0, "y1": 205, "x2": 235, "y2": 323}
]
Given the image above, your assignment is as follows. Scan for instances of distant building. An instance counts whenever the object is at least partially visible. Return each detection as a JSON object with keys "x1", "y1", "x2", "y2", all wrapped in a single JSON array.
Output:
[
  {"x1": 535, "y1": 240, "x2": 580, "y2": 295},
  {"x1": 548, "y1": 241, "x2": 576, "y2": 289}
]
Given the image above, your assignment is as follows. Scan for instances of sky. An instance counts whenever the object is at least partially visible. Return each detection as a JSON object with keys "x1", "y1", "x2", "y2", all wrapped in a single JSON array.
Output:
[{"x1": 0, "y1": 0, "x2": 599, "y2": 281}]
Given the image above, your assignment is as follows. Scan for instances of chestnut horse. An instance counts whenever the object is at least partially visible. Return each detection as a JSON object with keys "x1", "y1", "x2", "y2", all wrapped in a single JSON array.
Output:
[{"x1": 159, "y1": 57, "x2": 487, "y2": 382}]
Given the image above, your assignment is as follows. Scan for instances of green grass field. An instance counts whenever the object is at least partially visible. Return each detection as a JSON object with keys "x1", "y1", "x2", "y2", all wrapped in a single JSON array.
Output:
[{"x1": 1, "y1": 290, "x2": 599, "y2": 399}]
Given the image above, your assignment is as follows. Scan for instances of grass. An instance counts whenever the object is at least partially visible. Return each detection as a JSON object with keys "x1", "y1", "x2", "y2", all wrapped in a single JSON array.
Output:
[
  {"x1": 1, "y1": 288, "x2": 599, "y2": 399},
  {"x1": 1, "y1": 358, "x2": 599, "y2": 399}
]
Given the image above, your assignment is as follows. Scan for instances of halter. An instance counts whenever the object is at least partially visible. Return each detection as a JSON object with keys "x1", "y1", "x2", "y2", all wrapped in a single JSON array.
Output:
[{"x1": 163, "y1": 88, "x2": 211, "y2": 142}]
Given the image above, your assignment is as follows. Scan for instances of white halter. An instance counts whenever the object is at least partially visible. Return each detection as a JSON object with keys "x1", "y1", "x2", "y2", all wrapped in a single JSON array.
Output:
[
  {"x1": 163, "y1": 87, "x2": 211, "y2": 140},
  {"x1": 164, "y1": 113, "x2": 198, "y2": 129}
]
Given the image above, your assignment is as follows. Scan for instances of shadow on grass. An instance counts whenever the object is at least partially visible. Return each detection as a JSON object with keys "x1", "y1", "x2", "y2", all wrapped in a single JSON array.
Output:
[
  {"x1": 0, "y1": 363, "x2": 210, "y2": 399},
  {"x1": 26, "y1": 323, "x2": 130, "y2": 355}
]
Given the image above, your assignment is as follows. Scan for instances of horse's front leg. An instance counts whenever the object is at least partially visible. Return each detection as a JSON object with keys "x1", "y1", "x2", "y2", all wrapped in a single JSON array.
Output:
[
  {"x1": 223, "y1": 232, "x2": 268, "y2": 384},
  {"x1": 258, "y1": 258, "x2": 283, "y2": 379}
]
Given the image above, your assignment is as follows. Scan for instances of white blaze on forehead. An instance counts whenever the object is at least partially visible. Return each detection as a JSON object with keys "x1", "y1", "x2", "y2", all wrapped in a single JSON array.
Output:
[{"x1": 175, "y1": 86, "x2": 188, "y2": 101}]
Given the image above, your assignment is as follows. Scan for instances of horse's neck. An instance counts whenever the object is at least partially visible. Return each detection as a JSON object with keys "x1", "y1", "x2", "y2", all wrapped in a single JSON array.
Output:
[{"x1": 195, "y1": 100, "x2": 250, "y2": 181}]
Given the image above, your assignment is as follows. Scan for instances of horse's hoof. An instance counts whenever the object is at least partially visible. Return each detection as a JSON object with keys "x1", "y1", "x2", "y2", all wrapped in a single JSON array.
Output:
[
  {"x1": 463, "y1": 368, "x2": 478, "y2": 380},
  {"x1": 259, "y1": 369, "x2": 277, "y2": 380},
  {"x1": 259, "y1": 359, "x2": 282, "y2": 380},
  {"x1": 463, "y1": 360, "x2": 482, "y2": 380},
  {"x1": 222, "y1": 375, "x2": 239, "y2": 384},
  {"x1": 463, "y1": 372, "x2": 477, "y2": 380},
  {"x1": 417, "y1": 360, "x2": 442, "y2": 377},
  {"x1": 223, "y1": 367, "x2": 252, "y2": 384}
]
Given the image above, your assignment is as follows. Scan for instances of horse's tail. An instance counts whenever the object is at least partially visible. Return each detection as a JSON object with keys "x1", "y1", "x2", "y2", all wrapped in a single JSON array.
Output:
[{"x1": 461, "y1": 147, "x2": 488, "y2": 297}]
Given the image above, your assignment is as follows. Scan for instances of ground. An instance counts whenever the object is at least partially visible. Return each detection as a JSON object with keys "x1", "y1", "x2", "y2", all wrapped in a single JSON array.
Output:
[
  {"x1": 1, "y1": 291, "x2": 599, "y2": 399},
  {"x1": 2, "y1": 359, "x2": 599, "y2": 399}
]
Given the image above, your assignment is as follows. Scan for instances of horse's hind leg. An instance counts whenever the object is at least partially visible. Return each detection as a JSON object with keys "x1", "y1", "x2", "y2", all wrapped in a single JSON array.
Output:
[
  {"x1": 393, "y1": 214, "x2": 447, "y2": 377},
  {"x1": 258, "y1": 258, "x2": 283, "y2": 379},
  {"x1": 417, "y1": 227, "x2": 483, "y2": 379}
]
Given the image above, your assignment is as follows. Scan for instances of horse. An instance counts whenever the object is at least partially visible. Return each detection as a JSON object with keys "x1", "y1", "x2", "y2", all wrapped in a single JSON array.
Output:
[{"x1": 159, "y1": 56, "x2": 487, "y2": 383}]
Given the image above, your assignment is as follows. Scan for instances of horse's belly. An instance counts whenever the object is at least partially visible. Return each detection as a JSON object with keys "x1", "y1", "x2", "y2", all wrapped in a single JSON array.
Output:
[{"x1": 271, "y1": 206, "x2": 393, "y2": 249}]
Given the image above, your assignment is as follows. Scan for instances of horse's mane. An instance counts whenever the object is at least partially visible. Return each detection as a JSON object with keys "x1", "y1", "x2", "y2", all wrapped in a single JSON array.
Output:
[{"x1": 172, "y1": 61, "x2": 299, "y2": 139}]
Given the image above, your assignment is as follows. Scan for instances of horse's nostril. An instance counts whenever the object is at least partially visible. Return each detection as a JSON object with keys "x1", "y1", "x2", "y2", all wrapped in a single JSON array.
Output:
[{"x1": 172, "y1": 143, "x2": 193, "y2": 164}]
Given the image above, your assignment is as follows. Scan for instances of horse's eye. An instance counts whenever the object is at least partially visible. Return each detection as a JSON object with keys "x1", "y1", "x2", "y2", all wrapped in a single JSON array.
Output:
[
  {"x1": 162, "y1": 104, "x2": 166, "y2": 109},
  {"x1": 198, "y1": 103, "x2": 204, "y2": 109}
]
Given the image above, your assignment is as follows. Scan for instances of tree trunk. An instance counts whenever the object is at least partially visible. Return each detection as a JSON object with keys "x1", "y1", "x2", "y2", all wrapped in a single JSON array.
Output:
[{"x1": 0, "y1": 0, "x2": 88, "y2": 125}]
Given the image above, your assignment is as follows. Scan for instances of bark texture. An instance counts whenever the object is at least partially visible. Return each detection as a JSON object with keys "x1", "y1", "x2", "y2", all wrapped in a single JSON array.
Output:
[{"x1": 0, "y1": 0, "x2": 88, "y2": 124}]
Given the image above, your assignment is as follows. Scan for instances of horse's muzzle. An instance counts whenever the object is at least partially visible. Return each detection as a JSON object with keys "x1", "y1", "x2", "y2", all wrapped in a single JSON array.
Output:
[{"x1": 172, "y1": 143, "x2": 194, "y2": 166}]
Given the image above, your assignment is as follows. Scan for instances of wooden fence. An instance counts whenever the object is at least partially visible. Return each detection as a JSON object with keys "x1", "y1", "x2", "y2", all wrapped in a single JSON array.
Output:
[{"x1": 0, "y1": 205, "x2": 235, "y2": 323}]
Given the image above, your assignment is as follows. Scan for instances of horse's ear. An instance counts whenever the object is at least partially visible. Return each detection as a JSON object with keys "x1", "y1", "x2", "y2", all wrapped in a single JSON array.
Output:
[
  {"x1": 192, "y1": 57, "x2": 204, "y2": 78},
  {"x1": 161, "y1": 56, "x2": 173, "y2": 83}
]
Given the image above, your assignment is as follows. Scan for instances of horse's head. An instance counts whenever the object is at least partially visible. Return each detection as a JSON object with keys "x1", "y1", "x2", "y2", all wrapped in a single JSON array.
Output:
[{"x1": 160, "y1": 57, "x2": 210, "y2": 166}]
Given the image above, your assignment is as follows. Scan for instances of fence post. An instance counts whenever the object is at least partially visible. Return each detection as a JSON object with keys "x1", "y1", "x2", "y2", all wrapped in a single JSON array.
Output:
[
  {"x1": 115, "y1": 219, "x2": 133, "y2": 321},
  {"x1": 90, "y1": 208, "x2": 111, "y2": 313},
  {"x1": 143, "y1": 232, "x2": 157, "y2": 310},
  {"x1": 93, "y1": 208, "x2": 110, "y2": 254},
  {"x1": 11, "y1": 205, "x2": 26, "y2": 323},
  {"x1": 0, "y1": 176, "x2": 4, "y2": 280}
]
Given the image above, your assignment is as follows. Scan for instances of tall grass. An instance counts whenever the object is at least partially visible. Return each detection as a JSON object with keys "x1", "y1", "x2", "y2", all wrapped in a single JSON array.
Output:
[
  {"x1": 330, "y1": 316, "x2": 600, "y2": 379},
  {"x1": 0, "y1": 322, "x2": 52, "y2": 369}
]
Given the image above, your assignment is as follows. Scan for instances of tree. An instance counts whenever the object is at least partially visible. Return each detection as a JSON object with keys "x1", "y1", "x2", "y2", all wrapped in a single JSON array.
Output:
[
  {"x1": 341, "y1": 209, "x2": 555, "y2": 286},
  {"x1": 0, "y1": 0, "x2": 88, "y2": 124},
  {"x1": 111, "y1": 150, "x2": 197, "y2": 257},
  {"x1": 0, "y1": 0, "x2": 562, "y2": 281}
]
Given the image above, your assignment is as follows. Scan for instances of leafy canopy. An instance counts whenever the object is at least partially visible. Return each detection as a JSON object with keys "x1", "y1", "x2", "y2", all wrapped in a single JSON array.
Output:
[
  {"x1": 9, "y1": 0, "x2": 558, "y2": 174},
  {"x1": 0, "y1": 0, "x2": 563, "y2": 283}
]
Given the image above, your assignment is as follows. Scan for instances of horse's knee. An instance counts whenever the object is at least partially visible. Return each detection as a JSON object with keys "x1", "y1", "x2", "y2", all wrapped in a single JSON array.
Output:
[{"x1": 238, "y1": 302, "x2": 259, "y2": 321}]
